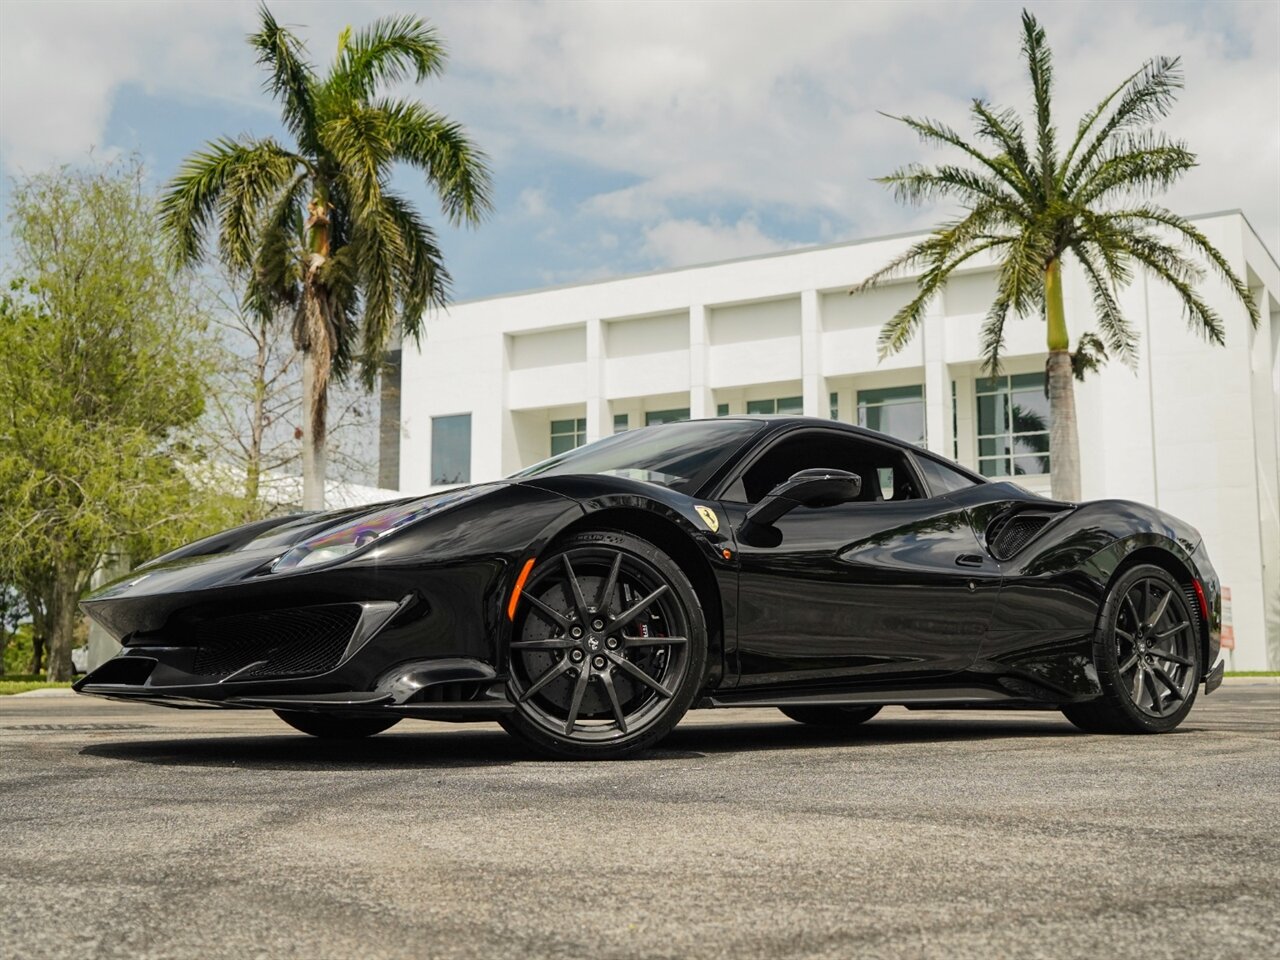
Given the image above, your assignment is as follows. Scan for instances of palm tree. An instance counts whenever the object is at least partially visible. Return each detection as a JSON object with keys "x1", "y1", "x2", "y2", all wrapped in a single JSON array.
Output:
[
  {"x1": 856, "y1": 9, "x2": 1257, "y2": 501},
  {"x1": 161, "y1": 5, "x2": 491, "y2": 508}
]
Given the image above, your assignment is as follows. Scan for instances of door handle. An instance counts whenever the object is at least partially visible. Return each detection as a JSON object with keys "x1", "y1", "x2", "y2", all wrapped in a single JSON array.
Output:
[{"x1": 955, "y1": 554, "x2": 986, "y2": 567}]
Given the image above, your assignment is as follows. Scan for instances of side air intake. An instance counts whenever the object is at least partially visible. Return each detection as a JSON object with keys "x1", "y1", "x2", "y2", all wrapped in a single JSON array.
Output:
[
  {"x1": 985, "y1": 512, "x2": 1054, "y2": 560},
  {"x1": 189, "y1": 604, "x2": 362, "y2": 680}
]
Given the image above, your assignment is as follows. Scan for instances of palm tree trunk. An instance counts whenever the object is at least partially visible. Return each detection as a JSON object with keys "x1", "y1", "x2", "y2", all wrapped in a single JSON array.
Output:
[
  {"x1": 301, "y1": 344, "x2": 327, "y2": 510},
  {"x1": 1045, "y1": 259, "x2": 1081, "y2": 502}
]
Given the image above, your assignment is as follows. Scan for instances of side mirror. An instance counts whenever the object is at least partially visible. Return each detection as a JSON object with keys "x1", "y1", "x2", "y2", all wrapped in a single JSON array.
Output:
[{"x1": 740, "y1": 468, "x2": 862, "y2": 544}]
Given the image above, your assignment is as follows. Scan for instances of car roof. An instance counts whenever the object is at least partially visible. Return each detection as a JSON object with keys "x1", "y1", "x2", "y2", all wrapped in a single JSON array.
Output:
[{"x1": 691, "y1": 415, "x2": 989, "y2": 485}]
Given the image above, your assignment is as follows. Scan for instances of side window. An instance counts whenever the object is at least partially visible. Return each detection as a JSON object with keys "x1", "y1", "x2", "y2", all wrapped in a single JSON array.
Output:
[
  {"x1": 731, "y1": 431, "x2": 920, "y2": 504},
  {"x1": 915, "y1": 456, "x2": 977, "y2": 496}
]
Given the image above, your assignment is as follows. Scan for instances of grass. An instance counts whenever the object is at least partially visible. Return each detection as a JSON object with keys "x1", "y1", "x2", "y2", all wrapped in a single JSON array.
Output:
[
  {"x1": 0, "y1": 674, "x2": 75, "y2": 696},
  {"x1": 0, "y1": 680, "x2": 74, "y2": 695},
  {"x1": 1225, "y1": 671, "x2": 1280, "y2": 677}
]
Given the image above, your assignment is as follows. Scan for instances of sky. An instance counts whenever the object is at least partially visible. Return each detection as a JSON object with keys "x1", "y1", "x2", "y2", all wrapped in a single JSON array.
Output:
[{"x1": 1, "y1": 0, "x2": 1277, "y2": 302}]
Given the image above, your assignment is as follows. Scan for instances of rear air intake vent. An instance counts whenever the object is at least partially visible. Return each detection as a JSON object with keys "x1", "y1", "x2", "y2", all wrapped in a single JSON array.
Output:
[
  {"x1": 190, "y1": 604, "x2": 361, "y2": 680},
  {"x1": 986, "y1": 512, "x2": 1053, "y2": 560}
]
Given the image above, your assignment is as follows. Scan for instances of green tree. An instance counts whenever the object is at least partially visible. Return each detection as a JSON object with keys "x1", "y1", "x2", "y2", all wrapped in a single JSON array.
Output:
[
  {"x1": 0, "y1": 162, "x2": 240, "y2": 681},
  {"x1": 857, "y1": 9, "x2": 1258, "y2": 501},
  {"x1": 161, "y1": 4, "x2": 492, "y2": 509}
]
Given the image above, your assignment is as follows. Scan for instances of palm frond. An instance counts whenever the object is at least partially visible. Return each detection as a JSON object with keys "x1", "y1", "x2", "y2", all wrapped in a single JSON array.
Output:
[
  {"x1": 329, "y1": 14, "x2": 445, "y2": 101},
  {"x1": 1070, "y1": 241, "x2": 1138, "y2": 366},
  {"x1": 1103, "y1": 205, "x2": 1259, "y2": 327},
  {"x1": 1104, "y1": 225, "x2": 1225, "y2": 344},
  {"x1": 969, "y1": 100, "x2": 1036, "y2": 197},
  {"x1": 885, "y1": 113, "x2": 1038, "y2": 206},
  {"x1": 347, "y1": 196, "x2": 408, "y2": 388},
  {"x1": 1062, "y1": 56, "x2": 1183, "y2": 193},
  {"x1": 854, "y1": 203, "x2": 1014, "y2": 293},
  {"x1": 245, "y1": 171, "x2": 309, "y2": 321},
  {"x1": 1073, "y1": 131, "x2": 1196, "y2": 206},
  {"x1": 1020, "y1": 10, "x2": 1057, "y2": 195},
  {"x1": 382, "y1": 190, "x2": 448, "y2": 334},
  {"x1": 877, "y1": 163, "x2": 1028, "y2": 220},
  {"x1": 381, "y1": 99, "x2": 494, "y2": 227},
  {"x1": 249, "y1": 3, "x2": 319, "y2": 152},
  {"x1": 876, "y1": 235, "x2": 1015, "y2": 358},
  {"x1": 979, "y1": 295, "x2": 1012, "y2": 373},
  {"x1": 320, "y1": 105, "x2": 393, "y2": 215},
  {"x1": 215, "y1": 143, "x2": 306, "y2": 271},
  {"x1": 159, "y1": 137, "x2": 304, "y2": 267},
  {"x1": 1069, "y1": 332, "x2": 1110, "y2": 381}
]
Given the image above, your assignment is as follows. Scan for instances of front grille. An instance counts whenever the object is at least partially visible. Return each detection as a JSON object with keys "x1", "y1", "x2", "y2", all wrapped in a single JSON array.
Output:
[
  {"x1": 986, "y1": 513, "x2": 1051, "y2": 560},
  {"x1": 190, "y1": 605, "x2": 361, "y2": 680}
]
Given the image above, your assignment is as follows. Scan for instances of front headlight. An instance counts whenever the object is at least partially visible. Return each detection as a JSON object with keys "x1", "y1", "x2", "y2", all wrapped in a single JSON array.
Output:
[{"x1": 270, "y1": 487, "x2": 486, "y2": 573}]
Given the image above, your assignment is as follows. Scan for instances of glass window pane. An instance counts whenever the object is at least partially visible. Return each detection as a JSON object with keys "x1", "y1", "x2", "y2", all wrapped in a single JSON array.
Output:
[
  {"x1": 745, "y1": 399, "x2": 775, "y2": 415},
  {"x1": 645, "y1": 408, "x2": 689, "y2": 426},
  {"x1": 979, "y1": 456, "x2": 1010, "y2": 477},
  {"x1": 877, "y1": 467, "x2": 895, "y2": 500},
  {"x1": 858, "y1": 384, "x2": 923, "y2": 405},
  {"x1": 1014, "y1": 454, "x2": 1050, "y2": 475},
  {"x1": 878, "y1": 400, "x2": 925, "y2": 445},
  {"x1": 550, "y1": 419, "x2": 574, "y2": 435},
  {"x1": 575, "y1": 418, "x2": 586, "y2": 434},
  {"x1": 550, "y1": 434, "x2": 576, "y2": 456},
  {"x1": 613, "y1": 413, "x2": 628, "y2": 433},
  {"x1": 975, "y1": 376, "x2": 1003, "y2": 394},
  {"x1": 1010, "y1": 372, "x2": 1045, "y2": 391},
  {"x1": 829, "y1": 392, "x2": 839, "y2": 420},
  {"x1": 1011, "y1": 391, "x2": 1049, "y2": 434},
  {"x1": 976, "y1": 393, "x2": 1008, "y2": 436},
  {"x1": 1013, "y1": 432, "x2": 1049, "y2": 455},
  {"x1": 431, "y1": 414, "x2": 471, "y2": 485},
  {"x1": 776, "y1": 396, "x2": 804, "y2": 415},
  {"x1": 979, "y1": 436, "x2": 1011, "y2": 457},
  {"x1": 716, "y1": 403, "x2": 729, "y2": 417}
]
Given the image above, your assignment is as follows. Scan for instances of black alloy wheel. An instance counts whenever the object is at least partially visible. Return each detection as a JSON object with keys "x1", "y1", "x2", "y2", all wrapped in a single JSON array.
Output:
[
  {"x1": 502, "y1": 530, "x2": 707, "y2": 759},
  {"x1": 779, "y1": 705, "x2": 882, "y2": 727},
  {"x1": 274, "y1": 710, "x2": 401, "y2": 739},
  {"x1": 1062, "y1": 563, "x2": 1201, "y2": 734}
]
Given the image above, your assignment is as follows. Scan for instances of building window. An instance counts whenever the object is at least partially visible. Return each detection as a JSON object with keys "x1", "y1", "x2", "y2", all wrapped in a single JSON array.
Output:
[
  {"x1": 830, "y1": 392, "x2": 839, "y2": 420},
  {"x1": 975, "y1": 372, "x2": 1050, "y2": 476},
  {"x1": 613, "y1": 413, "x2": 629, "y2": 434},
  {"x1": 857, "y1": 385, "x2": 925, "y2": 446},
  {"x1": 550, "y1": 418, "x2": 587, "y2": 456},
  {"x1": 645, "y1": 408, "x2": 689, "y2": 426},
  {"x1": 746, "y1": 396, "x2": 803, "y2": 415},
  {"x1": 431, "y1": 413, "x2": 471, "y2": 485},
  {"x1": 716, "y1": 403, "x2": 730, "y2": 417}
]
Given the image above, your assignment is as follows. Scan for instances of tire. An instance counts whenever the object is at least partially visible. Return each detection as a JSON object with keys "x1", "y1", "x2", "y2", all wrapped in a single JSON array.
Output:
[
  {"x1": 779, "y1": 705, "x2": 882, "y2": 727},
  {"x1": 1062, "y1": 563, "x2": 1201, "y2": 734},
  {"x1": 501, "y1": 530, "x2": 707, "y2": 760},
  {"x1": 274, "y1": 710, "x2": 400, "y2": 739}
]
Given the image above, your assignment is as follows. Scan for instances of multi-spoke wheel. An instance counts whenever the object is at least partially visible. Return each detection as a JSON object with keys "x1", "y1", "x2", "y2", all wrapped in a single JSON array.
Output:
[
  {"x1": 501, "y1": 530, "x2": 707, "y2": 759},
  {"x1": 1062, "y1": 563, "x2": 1201, "y2": 734},
  {"x1": 274, "y1": 711, "x2": 400, "y2": 739},
  {"x1": 779, "y1": 705, "x2": 882, "y2": 727}
]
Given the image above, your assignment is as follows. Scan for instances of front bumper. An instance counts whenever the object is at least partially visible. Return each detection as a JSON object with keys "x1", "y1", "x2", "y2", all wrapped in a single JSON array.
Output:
[{"x1": 1203, "y1": 659, "x2": 1224, "y2": 695}]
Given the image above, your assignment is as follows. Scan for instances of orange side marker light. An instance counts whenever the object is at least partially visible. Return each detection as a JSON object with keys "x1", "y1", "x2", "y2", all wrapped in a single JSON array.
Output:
[{"x1": 507, "y1": 558, "x2": 536, "y2": 620}]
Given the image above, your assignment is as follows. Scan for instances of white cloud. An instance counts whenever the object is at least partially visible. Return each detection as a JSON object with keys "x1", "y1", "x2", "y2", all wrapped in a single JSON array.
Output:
[
  {"x1": 516, "y1": 187, "x2": 549, "y2": 218},
  {"x1": 642, "y1": 214, "x2": 787, "y2": 266},
  {"x1": 1, "y1": 0, "x2": 1275, "y2": 262}
]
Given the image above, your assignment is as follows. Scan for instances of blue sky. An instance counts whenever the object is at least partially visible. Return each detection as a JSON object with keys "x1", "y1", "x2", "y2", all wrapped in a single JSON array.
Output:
[{"x1": 2, "y1": 0, "x2": 1277, "y2": 301}]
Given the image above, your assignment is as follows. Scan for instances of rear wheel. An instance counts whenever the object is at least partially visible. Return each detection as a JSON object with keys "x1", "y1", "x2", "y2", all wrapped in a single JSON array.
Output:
[
  {"x1": 1062, "y1": 564, "x2": 1201, "y2": 734},
  {"x1": 779, "y1": 705, "x2": 882, "y2": 727},
  {"x1": 274, "y1": 710, "x2": 400, "y2": 739},
  {"x1": 502, "y1": 530, "x2": 707, "y2": 760}
]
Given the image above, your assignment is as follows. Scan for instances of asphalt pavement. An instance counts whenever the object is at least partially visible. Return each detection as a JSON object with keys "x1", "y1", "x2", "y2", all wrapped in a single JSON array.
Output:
[{"x1": 2, "y1": 682, "x2": 1277, "y2": 960}]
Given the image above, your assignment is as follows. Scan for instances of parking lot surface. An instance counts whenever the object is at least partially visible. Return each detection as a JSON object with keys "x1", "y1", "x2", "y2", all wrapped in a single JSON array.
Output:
[{"x1": 2, "y1": 682, "x2": 1277, "y2": 960}]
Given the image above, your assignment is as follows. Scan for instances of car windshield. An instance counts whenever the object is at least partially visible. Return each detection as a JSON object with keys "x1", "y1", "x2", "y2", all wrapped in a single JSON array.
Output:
[{"x1": 508, "y1": 419, "x2": 763, "y2": 494}]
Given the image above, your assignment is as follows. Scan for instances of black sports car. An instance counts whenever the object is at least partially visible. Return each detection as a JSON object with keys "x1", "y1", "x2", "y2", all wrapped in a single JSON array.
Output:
[{"x1": 76, "y1": 416, "x2": 1224, "y2": 759}]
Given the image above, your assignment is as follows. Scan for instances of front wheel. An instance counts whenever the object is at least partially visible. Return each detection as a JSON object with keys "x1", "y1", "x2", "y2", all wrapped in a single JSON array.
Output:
[
  {"x1": 501, "y1": 530, "x2": 707, "y2": 760},
  {"x1": 274, "y1": 710, "x2": 400, "y2": 739},
  {"x1": 1062, "y1": 564, "x2": 1201, "y2": 734},
  {"x1": 779, "y1": 705, "x2": 882, "y2": 727}
]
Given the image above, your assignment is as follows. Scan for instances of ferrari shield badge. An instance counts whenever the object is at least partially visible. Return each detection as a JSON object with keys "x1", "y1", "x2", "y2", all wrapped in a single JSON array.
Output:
[{"x1": 694, "y1": 505, "x2": 720, "y2": 533}]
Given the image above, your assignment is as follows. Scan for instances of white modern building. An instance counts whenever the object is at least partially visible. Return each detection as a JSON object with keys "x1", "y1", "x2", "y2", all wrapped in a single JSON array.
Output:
[{"x1": 388, "y1": 210, "x2": 1280, "y2": 671}]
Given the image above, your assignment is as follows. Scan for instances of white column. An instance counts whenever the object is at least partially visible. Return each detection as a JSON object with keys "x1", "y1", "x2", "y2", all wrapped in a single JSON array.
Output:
[
  {"x1": 922, "y1": 297, "x2": 950, "y2": 455},
  {"x1": 689, "y1": 304, "x2": 713, "y2": 418},
  {"x1": 801, "y1": 289, "x2": 823, "y2": 417},
  {"x1": 585, "y1": 318, "x2": 608, "y2": 442}
]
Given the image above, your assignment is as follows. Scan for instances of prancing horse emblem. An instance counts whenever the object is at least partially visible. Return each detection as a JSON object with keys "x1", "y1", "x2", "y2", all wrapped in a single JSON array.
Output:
[
  {"x1": 695, "y1": 505, "x2": 720, "y2": 533},
  {"x1": 588, "y1": 638, "x2": 599, "y2": 650}
]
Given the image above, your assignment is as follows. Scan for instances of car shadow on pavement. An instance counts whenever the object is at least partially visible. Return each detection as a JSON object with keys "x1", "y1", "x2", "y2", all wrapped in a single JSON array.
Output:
[{"x1": 79, "y1": 712, "x2": 1096, "y2": 771}]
